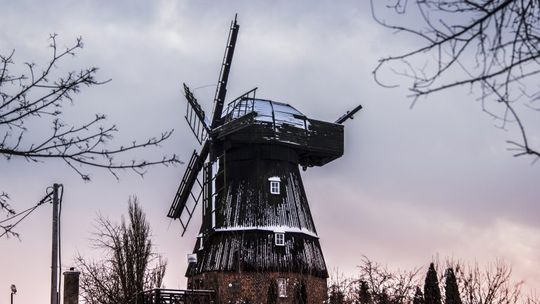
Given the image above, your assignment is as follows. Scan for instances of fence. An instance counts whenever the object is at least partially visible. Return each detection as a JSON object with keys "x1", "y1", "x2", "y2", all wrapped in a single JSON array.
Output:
[{"x1": 131, "y1": 288, "x2": 216, "y2": 304}]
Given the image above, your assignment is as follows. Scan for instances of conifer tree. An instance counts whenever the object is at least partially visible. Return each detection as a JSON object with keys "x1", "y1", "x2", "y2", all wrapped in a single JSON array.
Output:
[
  {"x1": 444, "y1": 268, "x2": 462, "y2": 304},
  {"x1": 424, "y1": 263, "x2": 442, "y2": 304},
  {"x1": 413, "y1": 286, "x2": 425, "y2": 304},
  {"x1": 377, "y1": 290, "x2": 390, "y2": 304},
  {"x1": 328, "y1": 284, "x2": 345, "y2": 304},
  {"x1": 358, "y1": 280, "x2": 373, "y2": 304}
]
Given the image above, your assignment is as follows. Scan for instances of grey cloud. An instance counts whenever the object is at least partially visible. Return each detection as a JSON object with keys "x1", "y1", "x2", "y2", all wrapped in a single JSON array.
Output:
[{"x1": 1, "y1": 1, "x2": 539, "y2": 303}]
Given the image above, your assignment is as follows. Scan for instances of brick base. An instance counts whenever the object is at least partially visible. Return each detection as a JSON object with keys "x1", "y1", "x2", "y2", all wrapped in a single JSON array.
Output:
[{"x1": 188, "y1": 272, "x2": 327, "y2": 304}]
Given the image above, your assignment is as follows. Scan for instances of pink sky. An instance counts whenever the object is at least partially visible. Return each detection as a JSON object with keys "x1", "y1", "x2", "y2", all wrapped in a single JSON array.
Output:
[{"x1": 1, "y1": 1, "x2": 539, "y2": 303}]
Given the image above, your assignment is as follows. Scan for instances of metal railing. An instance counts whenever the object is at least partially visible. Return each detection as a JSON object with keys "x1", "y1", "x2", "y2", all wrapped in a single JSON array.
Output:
[
  {"x1": 131, "y1": 288, "x2": 215, "y2": 304},
  {"x1": 221, "y1": 88, "x2": 257, "y2": 123}
]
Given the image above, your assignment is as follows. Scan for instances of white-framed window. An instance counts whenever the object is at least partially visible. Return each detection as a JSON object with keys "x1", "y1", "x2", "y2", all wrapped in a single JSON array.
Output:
[
  {"x1": 277, "y1": 278, "x2": 287, "y2": 297},
  {"x1": 268, "y1": 177, "x2": 281, "y2": 194},
  {"x1": 198, "y1": 236, "x2": 204, "y2": 250},
  {"x1": 275, "y1": 232, "x2": 285, "y2": 246},
  {"x1": 270, "y1": 181, "x2": 280, "y2": 194}
]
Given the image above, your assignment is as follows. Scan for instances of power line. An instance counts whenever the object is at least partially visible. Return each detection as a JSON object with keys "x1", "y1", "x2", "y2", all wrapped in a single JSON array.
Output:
[
  {"x1": 0, "y1": 203, "x2": 40, "y2": 238},
  {"x1": 0, "y1": 189, "x2": 53, "y2": 237}
]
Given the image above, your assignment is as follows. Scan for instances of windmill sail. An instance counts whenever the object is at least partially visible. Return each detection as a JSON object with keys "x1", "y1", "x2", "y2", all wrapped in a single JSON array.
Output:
[
  {"x1": 210, "y1": 15, "x2": 240, "y2": 128},
  {"x1": 183, "y1": 83, "x2": 210, "y2": 144},
  {"x1": 168, "y1": 15, "x2": 239, "y2": 236},
  {"x1": 168, "y1": 141, "x2": 209, "y2": 222}
]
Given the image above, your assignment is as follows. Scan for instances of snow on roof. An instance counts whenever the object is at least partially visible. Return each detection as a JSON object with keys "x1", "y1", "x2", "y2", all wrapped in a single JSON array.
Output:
[
  {"x1": 191, "y1": 231, "x2": 328, "y2": 278},
  {"x1": 214, "y1": 225, "x2": 318, "y2": 238}
]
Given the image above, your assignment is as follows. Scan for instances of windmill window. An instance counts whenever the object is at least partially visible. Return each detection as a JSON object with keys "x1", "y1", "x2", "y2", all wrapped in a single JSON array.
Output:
[
  {"x1": 268, "y1": 177, "x2": 281, "y2": 194},
  {"x1": 275, "y1": 232, "x2": 285, "y2": 246},
  {"x1": 198, "y1": 236, "x2": 204, "y2": 250},
  {"x1": 270, "y1": 181, "x2": 280, "y2": 194},
  {"x1": 277, "y1": 278, "x2": 287, "y2": 297}
]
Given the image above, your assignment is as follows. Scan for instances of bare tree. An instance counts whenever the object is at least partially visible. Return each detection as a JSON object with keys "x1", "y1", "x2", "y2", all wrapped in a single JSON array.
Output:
[
  {"x1": 76, "y1": 196, "x2": 166, "y2": 304},
  {"x1": 329, "y1": 270, "x2": 352, "y2": 304},
  {"x1": 357, "y1": 256, "x2": 421, "y2": 304},
  {"x1": 330, "y1": 257, "x2": 536, "y2": 304},
  {"x1": 371, "y1": 0, "x2": 540, "y2": 161},
  {"x1": 0, "y1": 35, "x2": 180, "y2": 235},
  {"x1": 329, "y1": 256, "x2": 421, "y2": 304},
  {"x1": 439, "y1": 259, "x2": 533, "y2": 304},
  {"x1": 452, "y1": 260, "x2": 523, "y2": 304}
]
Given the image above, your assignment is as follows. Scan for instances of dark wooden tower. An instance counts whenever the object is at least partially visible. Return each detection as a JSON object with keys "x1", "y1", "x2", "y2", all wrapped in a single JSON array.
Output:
[{"x1": 168, "y1": 16, "x2": 361, "y2": 303}]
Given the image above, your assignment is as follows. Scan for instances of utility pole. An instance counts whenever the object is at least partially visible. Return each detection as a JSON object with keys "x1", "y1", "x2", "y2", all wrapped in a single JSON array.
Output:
[
  {"x1": 10, "y1": 284, "x2": 17, "y2": 304},
  {"x1": 50, "y1": 183, "x2": 60, "y2": 304}
]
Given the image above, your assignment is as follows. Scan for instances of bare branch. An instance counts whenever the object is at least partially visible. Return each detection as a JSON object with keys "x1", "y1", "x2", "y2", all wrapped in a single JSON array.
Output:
[
  {"x1": 0, "y1": 35, "x2": 182, "y2": 216},
  {"x1": 371, "y1": 0, "x2": 540, "y2": 161}
]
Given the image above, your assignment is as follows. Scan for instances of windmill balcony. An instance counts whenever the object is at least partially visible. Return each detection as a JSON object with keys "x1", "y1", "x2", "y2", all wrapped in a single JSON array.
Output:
[
  {"x1": 130, "y1": 288, "x2": 215, "y2": 304},
  {"x1": 214, "y1": 97, "x2": 344, "y2": 167}
]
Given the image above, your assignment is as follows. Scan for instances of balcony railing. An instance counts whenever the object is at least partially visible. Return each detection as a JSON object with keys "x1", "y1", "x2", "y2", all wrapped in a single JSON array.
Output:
[{"x1": 131, "y1": 288, "x2": 215, "y2": 304}]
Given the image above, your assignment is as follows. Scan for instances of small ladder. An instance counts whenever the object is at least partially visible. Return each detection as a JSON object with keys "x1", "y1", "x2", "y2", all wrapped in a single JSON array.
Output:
[{"x1": 202, "y1": 153, "x2": 226, "y2": 233}]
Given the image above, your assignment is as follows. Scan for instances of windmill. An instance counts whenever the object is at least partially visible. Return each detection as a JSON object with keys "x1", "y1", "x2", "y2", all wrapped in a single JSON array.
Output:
[{"x1": 168, "y1": 15, "x2": 362, "y2": 303}]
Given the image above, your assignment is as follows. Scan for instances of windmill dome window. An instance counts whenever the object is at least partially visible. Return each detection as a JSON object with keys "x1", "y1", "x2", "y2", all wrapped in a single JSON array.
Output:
[{"x1": 269, "y1": 177, "x2": 281, "y2": 194}]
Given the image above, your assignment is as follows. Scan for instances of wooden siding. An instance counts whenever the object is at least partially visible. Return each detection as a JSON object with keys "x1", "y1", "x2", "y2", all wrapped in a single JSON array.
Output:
[
  {"x1": 193, "y1": 145, "x2": 328, "y2": 278},
  {"x1": 214, "y1": 146, "x2": 316, "y2": 232},
  {"x1": 192, "y1": 231, "x2": 328, "y2": 278}
]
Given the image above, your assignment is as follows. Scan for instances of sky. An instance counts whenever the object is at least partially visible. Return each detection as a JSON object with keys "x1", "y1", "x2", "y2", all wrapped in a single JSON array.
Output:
[{"x1": 1, "y1": 1, "x2": 539, "y2": 303}]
